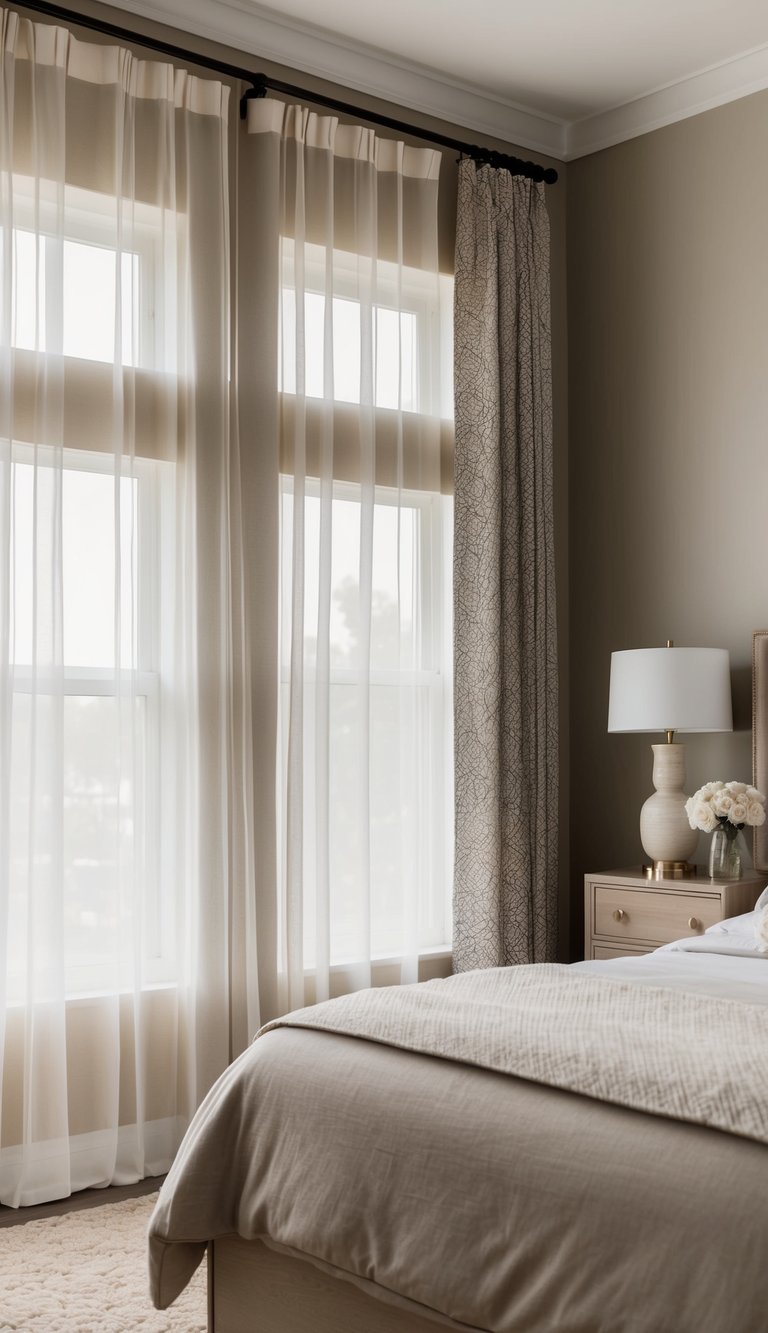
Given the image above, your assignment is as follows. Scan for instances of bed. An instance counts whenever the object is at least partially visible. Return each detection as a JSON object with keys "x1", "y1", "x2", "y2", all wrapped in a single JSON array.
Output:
[{"x1": 149, "y1": 632, "x2": 768, "y2": 1333}]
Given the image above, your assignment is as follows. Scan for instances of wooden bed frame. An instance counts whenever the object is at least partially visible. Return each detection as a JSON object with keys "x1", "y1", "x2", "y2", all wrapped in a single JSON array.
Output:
[
  {"x1": 201, "y1": 630, "x2": 768, "y2": 1333},
  {"x1": 207, "y1": 1236, "x2": 461, "y2": 1332}
]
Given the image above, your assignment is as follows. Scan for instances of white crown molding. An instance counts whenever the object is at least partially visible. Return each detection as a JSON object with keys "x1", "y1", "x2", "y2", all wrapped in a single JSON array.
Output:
[
  {"x1": 93, "y1": 0, "x2": 568, "y2": 160},
  {"x1": 565, "y1": 41, "x2": 768, "y2": 160},
  {"x1": 65, "y1": 0, "x2": 768, "y2": 164}
]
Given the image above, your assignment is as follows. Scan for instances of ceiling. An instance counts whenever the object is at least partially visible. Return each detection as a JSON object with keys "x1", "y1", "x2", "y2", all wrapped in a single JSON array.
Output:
[
  {"x1": 105, "y1": 0, "x2": 768, "y2": 158},
  {"x1": 248, "y1": 0, "x2": 768, "y2": 120}
]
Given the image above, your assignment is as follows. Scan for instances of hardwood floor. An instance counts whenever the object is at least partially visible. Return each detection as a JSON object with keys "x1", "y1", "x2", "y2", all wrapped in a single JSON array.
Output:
[{"x1": 0, "y1": 1176, "x2": 165, "y2": 1228}]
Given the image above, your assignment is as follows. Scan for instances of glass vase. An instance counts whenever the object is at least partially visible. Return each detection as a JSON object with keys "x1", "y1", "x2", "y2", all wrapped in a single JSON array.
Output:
[{"x1": 708, "y1": 826, "x2": 742, "y2": 880}]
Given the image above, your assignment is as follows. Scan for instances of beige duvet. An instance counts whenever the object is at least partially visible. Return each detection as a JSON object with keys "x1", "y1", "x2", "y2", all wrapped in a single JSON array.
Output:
[{"x1": 149, "y1": 953, "x2": 768, "y2": 1333}]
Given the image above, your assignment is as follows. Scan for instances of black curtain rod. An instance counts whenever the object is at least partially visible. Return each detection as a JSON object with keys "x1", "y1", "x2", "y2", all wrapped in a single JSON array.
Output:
[{"x1": 13, "y1": 0, "x2": 558, "y2": 185}]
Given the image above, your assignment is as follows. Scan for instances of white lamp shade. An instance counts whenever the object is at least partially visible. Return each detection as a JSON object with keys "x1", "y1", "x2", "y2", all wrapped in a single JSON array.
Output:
[{"x1": 607, "y1": 647, "x2": 733, "y2": 734}]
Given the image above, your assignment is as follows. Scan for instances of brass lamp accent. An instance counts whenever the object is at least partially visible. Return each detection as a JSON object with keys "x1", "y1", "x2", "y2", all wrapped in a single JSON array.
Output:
[{"x1": 608, "y1": 642, "x2": 733, "y2": 877}]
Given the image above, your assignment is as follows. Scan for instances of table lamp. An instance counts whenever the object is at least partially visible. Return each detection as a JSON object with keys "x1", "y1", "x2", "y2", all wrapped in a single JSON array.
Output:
[{"x1": 607, "y1": 642, "x2": 733, "y2": 877}]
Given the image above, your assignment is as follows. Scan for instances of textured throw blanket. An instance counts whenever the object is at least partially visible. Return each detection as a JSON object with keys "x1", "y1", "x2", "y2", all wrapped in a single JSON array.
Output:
[{"x1": 261, "y1": 964, "x2": 768, "y2": 1145}]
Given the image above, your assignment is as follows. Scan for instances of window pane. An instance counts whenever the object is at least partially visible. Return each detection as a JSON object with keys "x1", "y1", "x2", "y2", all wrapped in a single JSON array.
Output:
[
  {"x1": 5, "y1": 451, "x2": 166, "y2": 998},
  {"x1": 63, "y1": 241, "x2": 139, "y2": 366},
  {"x1": 10, "y1": 229, "x2": 139, "y2": 364},
  {"x1": 282, "y1": 490, "x2": 419, "y2": 674},
  {"x1": 7, "y1": 693, "x2": 146, "y2": 999},
  {"x1": 10, "y1": 461, "x2": 138, "y2": 670},
  {"x1": 280, "y1": 291, "x2": 418, "y2": 410},
  {"x1": 11, "y1": 228, "x2": 45, "y2": 349},
  {"x1": 280, "y1": 481, "x2": 452, "y2": 963},
  {"x1": 278, "y1": 241, "x2": 446, "y2": 415},
  {"x1": 289, "y1": 677, "x2": 445, "y2": 964},
  {"x1": 375, "y1": 307, "x2": 417, "y2": 412},
  {"x1": 328, "y1": 294, "x2": 360, "y2": 404},
  {"x1": 62, "y1": 468, "x2": 138, "y2": 669},
  {"x1": 330, "y1": 681, "x2": 427, "y2": 960}
]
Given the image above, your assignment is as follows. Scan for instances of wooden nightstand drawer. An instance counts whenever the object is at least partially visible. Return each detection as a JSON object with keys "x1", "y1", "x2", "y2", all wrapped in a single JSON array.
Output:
[
  {"x1": 593, "y1": 885, "x2": 721, "y2": 944},
  {"x1": 591, "y1": 943, "x2": 653, "y2": 960}
]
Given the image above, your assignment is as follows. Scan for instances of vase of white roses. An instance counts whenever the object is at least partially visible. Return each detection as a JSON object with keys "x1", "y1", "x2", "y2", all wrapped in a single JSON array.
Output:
[{"x1": 685, "y1": 781, "x2": 766, "y2": 880}]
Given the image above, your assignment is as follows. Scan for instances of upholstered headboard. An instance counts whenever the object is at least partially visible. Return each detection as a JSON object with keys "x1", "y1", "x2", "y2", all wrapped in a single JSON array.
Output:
[{"x1": 753, "y1": 630, "x2": 768, "y2": 873}]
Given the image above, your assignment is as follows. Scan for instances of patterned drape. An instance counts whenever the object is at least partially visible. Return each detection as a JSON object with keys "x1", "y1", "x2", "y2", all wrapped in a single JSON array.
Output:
[{"x1": 452, "y1": 160, "x2": 558, "y2": 971}]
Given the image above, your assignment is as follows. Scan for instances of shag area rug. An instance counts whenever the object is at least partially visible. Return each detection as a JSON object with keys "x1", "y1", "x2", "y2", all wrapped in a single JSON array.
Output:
[{"x1": 0, "y1": 1193, "x2": 206, "y2": 1331}]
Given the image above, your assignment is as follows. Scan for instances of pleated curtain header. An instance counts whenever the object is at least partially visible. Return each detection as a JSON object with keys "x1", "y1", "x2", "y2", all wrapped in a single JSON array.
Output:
[
  {"x1": 0, "y1": 7, "x2": 229, "y2": 116},
  {"x1": 247, "y1": 96, "x2": 441, "y2": 179}
]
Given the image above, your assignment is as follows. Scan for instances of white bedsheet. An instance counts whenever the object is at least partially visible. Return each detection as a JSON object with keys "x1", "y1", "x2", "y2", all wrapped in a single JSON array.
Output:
[{"x1": 573, "y1": 947, "x2": 768, "y2": 1002}]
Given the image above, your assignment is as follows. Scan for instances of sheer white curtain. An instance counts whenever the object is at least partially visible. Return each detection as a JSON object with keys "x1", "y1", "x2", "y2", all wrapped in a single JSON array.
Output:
[
  {"x1": 244, "y1": 100, "x2": 453, "y2": 1013},
  {"x1": 0, "y1": 9, "x2": 257, "y2": 1207}
]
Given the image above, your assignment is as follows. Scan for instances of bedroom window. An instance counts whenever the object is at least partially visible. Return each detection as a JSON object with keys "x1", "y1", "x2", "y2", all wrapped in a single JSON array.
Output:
[
  {"x1": 3, "y1": 179, "x2": 177, "y2": 1001},
  {"x1": 277, "y1": 221, "x2": 454, "y2": 980},
  {"x1": 10, "y1": 227, "x2": 141, "y2": 365},
  {"x1": 279, "y1": 240, "x2": 454, "y2": 420},
  {"x1": 3, "y1": 175, "x2": 177, "y2": 372},
  {"x1": 2, "y1": 21, "x2": 239, "y2": 1208},
  {"x1": 279, "y1": 479, "x2": 453, "y2": 965},
  {"x1": 6, "y1": 446, "x2": 173, "y2": 1000}
]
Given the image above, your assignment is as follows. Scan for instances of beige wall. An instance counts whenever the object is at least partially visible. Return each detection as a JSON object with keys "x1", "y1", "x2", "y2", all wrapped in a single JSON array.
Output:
[{"x1": 567, "y1": 92, "x2": 768, "y2": 958}]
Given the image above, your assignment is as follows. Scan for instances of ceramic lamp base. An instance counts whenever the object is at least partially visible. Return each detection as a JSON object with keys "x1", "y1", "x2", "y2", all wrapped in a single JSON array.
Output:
[{"x1": 639, "y1": 742, "x2": 698, "y2": 868}]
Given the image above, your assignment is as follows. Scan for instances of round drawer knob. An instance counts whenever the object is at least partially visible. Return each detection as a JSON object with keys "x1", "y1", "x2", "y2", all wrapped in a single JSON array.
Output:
[
  {"x1": 612, "y1": 908, "x2": 626, "y2": 922},
  {"x1": 688, "y1": 917, "x2": 701, "y2": 931}
]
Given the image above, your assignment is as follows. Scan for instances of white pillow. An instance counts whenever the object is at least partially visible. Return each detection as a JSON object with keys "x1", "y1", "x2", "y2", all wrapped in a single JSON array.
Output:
[
  {"x1": 703, "y1": 896, "x2": 768, "y2": 953},
  {"x1": 758, "y1": 905, "x2": 768, "y2": 951},
  {"x1": 706, "y1": 910, "x2": 761, "y2": 936},
  {"x1": 659, "y1": 912, "x2": 768, "y2": 956},
  {"x1": 705, "y1": 884, "x2": 768, "y2": 936}
]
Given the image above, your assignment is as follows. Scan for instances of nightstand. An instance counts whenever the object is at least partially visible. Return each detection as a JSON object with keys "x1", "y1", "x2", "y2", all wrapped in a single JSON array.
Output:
[{"x1": 584, "y1": 867, "x2": 767, "y2": 960}]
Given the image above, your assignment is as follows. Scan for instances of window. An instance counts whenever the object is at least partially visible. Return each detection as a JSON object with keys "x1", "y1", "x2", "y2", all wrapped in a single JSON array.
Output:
[
  {"x1": 279, "y1": 239, "x2": 454, "y2": 420},
  {"x1": 11, "y1": 228, "x2": 141, "y2": 365},
  {"x1": 4, "y1": 178, "x2": 177, "y2": 1000},
  {"x1": 277, "y1": 228, "x2": 454, "y2": 969},
  {"x1": 3, "y1": 175, "x2": 173, "y2": 370},
  {"x1": 6, "y1": 446, "x2": 173, "y2": 1000},
  {"x1": 279, "y1": 479, "x2": 453, "y2": 965}
]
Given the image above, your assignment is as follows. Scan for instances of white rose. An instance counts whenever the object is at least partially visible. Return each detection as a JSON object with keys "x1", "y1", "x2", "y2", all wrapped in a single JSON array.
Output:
[
  {"x1": 746, "y1": 786, "x2": 763, "y2": 801},
  {"x1": 746, "y1": 800, "x2": 767, "y2": 827},
  {"x1": 727, "y1": 782, "x2": 748, "y2": 797},
  {"x1": 692, "y1": 801, "x2": 718, "y2": 833},
  {"x1": 702, "y1": 781, "x2": 724, "y2": 796},
  {"x1": 712, "y1": 792, "x2": 733, "y2": 816},
  {"x1": 729, "y1": 802, "x2": 748, "y2": 825}
]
